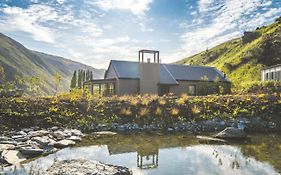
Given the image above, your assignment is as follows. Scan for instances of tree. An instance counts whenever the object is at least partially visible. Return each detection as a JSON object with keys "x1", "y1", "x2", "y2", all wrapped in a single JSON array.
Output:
[
  {"x1": 90, "y1": 71, "x2": 93, "y2": 80},
  {"x1": 77, "y1": 69, "x2": 82, "y2": 88},
  {"x1": 70, "y1": 70, "x2": 77, "y2": 89},
  {"x1": 28, "y1": 76, "x2": 41, "y2": 95},
  {"x1": 82, "y1": 70, "x2": 86, "y2": 82},
  {"x1": 54, "y1": 72, "x2": 61, "y2": 96}
]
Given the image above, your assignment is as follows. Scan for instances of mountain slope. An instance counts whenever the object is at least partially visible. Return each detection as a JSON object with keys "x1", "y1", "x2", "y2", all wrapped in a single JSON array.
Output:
[
  {"x1": 0, "y1": 33, "x2": 104, "y2": 95},
  {"x1": 177, "y1": 17, "x2": 281, "y2": 87}
]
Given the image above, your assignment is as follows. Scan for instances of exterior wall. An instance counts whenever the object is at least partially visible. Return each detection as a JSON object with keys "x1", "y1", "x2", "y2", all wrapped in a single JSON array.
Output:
[
  {"x1": 117, "y1": 79, "x2": 139, "y2": 95},
  {"x1": 139, "y1": 62, "x2": 160, "y2": 94},
  {"x1": 105, "y1": 64, "x2": 118, "y2": 79},
  {"x1": 262, "y1": 66, "x2": 281, "y2": 81},
  {"x1": 169, "y1": 80, "x2": 231, "y2": 96}
]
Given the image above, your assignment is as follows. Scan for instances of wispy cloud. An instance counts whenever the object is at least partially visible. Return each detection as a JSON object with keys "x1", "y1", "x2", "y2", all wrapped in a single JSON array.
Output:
[
  {"x1": 0, "y1": 5, "x2": 56, "y2": 43},
  {"x1": 86, "y1": 0, "x2": 153, "y2": 16}
]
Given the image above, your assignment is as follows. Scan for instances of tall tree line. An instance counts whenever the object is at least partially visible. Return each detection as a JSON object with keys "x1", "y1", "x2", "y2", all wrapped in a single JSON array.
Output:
[{"x1": 70, "y1": 69, "x2": 93, "y2": 89}]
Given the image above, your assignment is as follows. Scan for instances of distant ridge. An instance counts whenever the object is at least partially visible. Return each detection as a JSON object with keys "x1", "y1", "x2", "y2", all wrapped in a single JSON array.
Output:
[{"x1": 0, "y1": 33, "x2": 104, "y2": 95}]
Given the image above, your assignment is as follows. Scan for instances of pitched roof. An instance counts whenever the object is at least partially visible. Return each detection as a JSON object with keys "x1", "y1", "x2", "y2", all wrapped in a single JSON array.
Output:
[{"x1": 109, "y1": 60, "x2": 230, "y2": 84}]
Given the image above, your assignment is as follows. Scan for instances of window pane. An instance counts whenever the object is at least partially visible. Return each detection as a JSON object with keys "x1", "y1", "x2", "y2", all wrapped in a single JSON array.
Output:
[{"x1": 188, "y1": 85, "x2": 195, "y2": 95}]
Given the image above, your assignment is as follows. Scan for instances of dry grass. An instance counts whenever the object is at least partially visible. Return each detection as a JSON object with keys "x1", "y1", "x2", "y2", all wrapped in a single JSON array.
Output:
[
  {"x1": 155, "y1": 107, "x2": 162, "y2": 116},
  {"x1": 170, "y1": 108, "x2": 179, "y2": 116},
  {"x1": 139, "y1": 107, "x2": 149, "y2": 117},
  {"x1": 120, "y1": 108, "x2": 132, "y2": 116},
  {"x1": 191, "y1": 105, "x2": 201, "y2": 114}
]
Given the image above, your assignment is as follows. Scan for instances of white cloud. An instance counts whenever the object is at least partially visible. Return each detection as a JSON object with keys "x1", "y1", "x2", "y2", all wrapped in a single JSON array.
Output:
[
  {"x1": 57, "y1": 0, "x2": 65, "y2": 4},
  {"x1": 87, "y1": 0, "x2": 153, "y2": 16},
  {"x1": 0, "y1": 5, "x2": 56, "y2": 43}
]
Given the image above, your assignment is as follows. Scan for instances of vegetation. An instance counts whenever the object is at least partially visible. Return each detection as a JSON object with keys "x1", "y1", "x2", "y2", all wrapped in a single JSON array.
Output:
[
  {"x1": 177, "y1": 17, "x2": 281, "y2": 89},
  {"x1": 0, "y1": 33, "x2": 104, "y2": 95},
  {"x1": 0, "y1": 92, "x2": 280, "y2": 131},
  {"x1": 70, "y1": 69, "x2": 94, "y2": 89}
]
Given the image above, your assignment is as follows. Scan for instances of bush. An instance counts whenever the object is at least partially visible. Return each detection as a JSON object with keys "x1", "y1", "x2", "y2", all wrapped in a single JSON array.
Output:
[{"x1": 234, "y1": 81, "x2": 281, "y2": 94}]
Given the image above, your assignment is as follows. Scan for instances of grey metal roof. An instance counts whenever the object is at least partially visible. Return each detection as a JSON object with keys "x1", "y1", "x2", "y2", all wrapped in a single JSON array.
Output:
[{"x1": 110, "y1": 60, "x2": 230, "y2": 83}]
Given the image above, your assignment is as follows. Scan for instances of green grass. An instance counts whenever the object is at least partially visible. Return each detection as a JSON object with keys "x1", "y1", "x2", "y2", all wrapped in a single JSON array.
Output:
[{"x1": 177, "y1": 17, "x2": 281, "y2": 88}]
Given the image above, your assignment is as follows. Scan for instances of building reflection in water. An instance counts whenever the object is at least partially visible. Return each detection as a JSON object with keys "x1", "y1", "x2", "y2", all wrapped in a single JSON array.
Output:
[
  {"x1": 137, "y1": 148, "x2": 159, "y2": 169},
  {"x1": 107, "y1": 141, "x2": 160, "y2": 170}
]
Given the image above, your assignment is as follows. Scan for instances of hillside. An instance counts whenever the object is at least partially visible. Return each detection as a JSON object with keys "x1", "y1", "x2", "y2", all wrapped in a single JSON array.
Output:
[
  {"x1": 177, "y1": 17, "x2": 281, "y2": 87},
  {"x1": 0, "y1": 33, "x2": 104, "y2": 95}
]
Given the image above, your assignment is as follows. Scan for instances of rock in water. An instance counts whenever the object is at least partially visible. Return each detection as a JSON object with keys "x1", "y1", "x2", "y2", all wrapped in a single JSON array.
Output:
[
  {"x1": 1, "y1": 150, "x2": 26, "y2": 165},
  {"x1": 214, "y1": 127, "x2": 247, "y2": 139},
  {"x1": 19, "y1": 147, "x2": 44, "y2": 157},
  {"x1": 93, "y1": 131, "x2": 117, "y2": 136},
  {"x1": 196, "y1": 136, "x2": 227, "y2": 144},
  {"x1": 45, "y1": 159, "x2": 132, "y2": 175},
  {"x1": 54, "y1": 140, "x2": 75, "y2": 148}
]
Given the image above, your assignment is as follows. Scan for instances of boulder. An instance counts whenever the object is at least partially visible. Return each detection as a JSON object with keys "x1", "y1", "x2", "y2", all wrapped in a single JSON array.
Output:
[
  {"x1": 52, "y1": 131, "x2": 65, "y2": 140},
  {"x1": 214, "y1": 127, "x2": 247, "y2": 139},
  {"x1": 45, "y1": 159, "x2": 132, "y2": 175},
  {"x1": 32, "y1": 136, "x2": 50, "y2": 147},
  {"x1": 0, "y1": 144, "x2": 15, "y2": 152},
  {"x1": 196, "y1": 136, "x2": 227, "y2": 144},
  {"x1": 93, "y1": 131, "x2": 117, "y2": 136},
  {"x1": 19, "y1": 147, "x2": 44, "y2": 157},
  {"x1": 70, "y1": 129, "x2": 84, "y2": 137},
  {"x1": 0, "y1": 140, "x2": 17, "y2": 145},
  {"x1": 67, "y1": 136, "x2": 82, "y2": 142},
  {"x1": 54, "y1": 140, "x2": 75, "y2": 148},
  {"x1": 29, "y1": 130, "x2": 49, "y2": 137},
  {"x1": 1, "y1": 150, "x2": 26, "y2": 165}
]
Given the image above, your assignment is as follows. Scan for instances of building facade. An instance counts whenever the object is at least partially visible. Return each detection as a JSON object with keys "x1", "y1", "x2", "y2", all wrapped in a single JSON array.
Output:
[
  {"x1": 84, "y1": 50, "x2": 231, "y2": 96},
  {"x1": 261, "y1": 64, "x2": 281, "y2": 81}
]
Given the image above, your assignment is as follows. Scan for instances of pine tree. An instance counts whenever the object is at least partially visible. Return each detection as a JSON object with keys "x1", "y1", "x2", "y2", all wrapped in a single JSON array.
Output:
[
  {"x1": 77, "y1": 69, "x2": 82, "y2": 88},
  {"x1": 70, "y1": 70, "x2": 77, "y2": 89},
  {"x1": 86, "y1": 70, "x2": 89, "y2": 81},
  {"x1": 82, "y1": 70, "x2": 86, "y2": 83},
  {"x1": 90, "y1": 71, "x2": 93, "y2": 80}
]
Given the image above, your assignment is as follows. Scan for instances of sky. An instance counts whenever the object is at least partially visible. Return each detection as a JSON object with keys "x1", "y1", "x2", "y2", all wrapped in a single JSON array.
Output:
[{"x1": 0, "y1": 0, "x2": 280, "y2": 69}]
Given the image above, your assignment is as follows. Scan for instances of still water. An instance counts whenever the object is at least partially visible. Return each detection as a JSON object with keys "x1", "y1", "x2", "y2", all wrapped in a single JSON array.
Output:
[{"x1": 3, "y1": 133, "x2": 281, "y2": 175}]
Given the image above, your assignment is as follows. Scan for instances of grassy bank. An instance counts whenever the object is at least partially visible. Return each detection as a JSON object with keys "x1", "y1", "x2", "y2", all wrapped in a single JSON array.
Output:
[{"x1": 0, "y1": 91, "x2": 280, "y2": 131}]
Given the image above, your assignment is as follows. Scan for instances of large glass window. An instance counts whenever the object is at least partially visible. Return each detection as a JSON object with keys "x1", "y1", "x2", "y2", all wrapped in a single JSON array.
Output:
[
  {"x1": 188, "y1": 85, "x2": 196, "y2": 96},
  {"x1": 108, "y1": 83, "x2": 115, "y2": 96}
]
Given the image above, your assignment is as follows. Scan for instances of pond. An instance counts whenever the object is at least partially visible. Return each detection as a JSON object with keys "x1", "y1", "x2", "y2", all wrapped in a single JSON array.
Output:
[{"x1": 2, "y1": 133, "x2": 281, "y2": 175}]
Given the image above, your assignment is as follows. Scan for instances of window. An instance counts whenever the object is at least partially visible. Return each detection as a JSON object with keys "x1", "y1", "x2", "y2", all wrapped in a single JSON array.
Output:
[
  {"x1": 277, "y1": 71, "x2": 281, "y2": 81},
  {"x1": 265, "y1": 73, "x2": 269, "y2": 80},
  {"x1": 108, "y1": 83, "x2": 115, "y2": 96},
  {"x1": 188, "y1": 85, "x2": 196, "y2": 96}
]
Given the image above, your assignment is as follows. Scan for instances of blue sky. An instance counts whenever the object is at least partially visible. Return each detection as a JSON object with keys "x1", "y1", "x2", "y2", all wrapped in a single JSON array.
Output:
[{"x1": 0, "y1": 0, "x2": 280, "y2": 68}]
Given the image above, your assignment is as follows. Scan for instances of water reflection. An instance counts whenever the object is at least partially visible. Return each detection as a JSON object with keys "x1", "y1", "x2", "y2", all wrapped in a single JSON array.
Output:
[{"x1": 3, "y1": 134, "x2": 281, "y2": 175}]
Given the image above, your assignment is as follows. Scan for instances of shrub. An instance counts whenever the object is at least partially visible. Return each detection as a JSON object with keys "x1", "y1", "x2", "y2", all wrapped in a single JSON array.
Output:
[{"x1": 234, "y1": 81, "x2": 281, "y2": 94}]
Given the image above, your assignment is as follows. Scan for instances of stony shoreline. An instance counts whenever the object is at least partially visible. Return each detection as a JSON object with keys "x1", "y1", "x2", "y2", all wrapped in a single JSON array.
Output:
[
  {"x1": 0, "y1": 127, "x2": 84, "y2": 166},
  {"x1": 87, "y1": 116, "x2": 281, "y2": 134}
]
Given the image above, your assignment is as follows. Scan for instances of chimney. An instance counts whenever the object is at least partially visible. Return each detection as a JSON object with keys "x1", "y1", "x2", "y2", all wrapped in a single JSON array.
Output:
[{"x1": 138, "y1": 50, "x2": 160, "y2": 94}]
